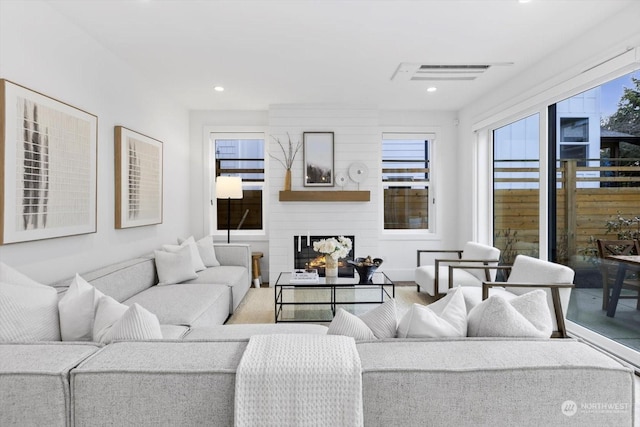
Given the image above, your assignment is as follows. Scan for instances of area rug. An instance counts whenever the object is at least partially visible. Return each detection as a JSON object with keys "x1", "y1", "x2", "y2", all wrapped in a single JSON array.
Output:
[{"x1": 226, "y1": 285, "x2": 434, "y2": 325}]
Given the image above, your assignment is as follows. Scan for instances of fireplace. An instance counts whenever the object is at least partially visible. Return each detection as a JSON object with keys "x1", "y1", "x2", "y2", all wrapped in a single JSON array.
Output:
[{"x1": 293, "y1": 235, "x2": 355, "y2": 277}]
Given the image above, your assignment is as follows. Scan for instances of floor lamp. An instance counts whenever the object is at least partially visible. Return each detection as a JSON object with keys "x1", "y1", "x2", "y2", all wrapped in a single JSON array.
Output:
[{"x1": 216, "y1": 176, "x2": 243, "y2": 243}]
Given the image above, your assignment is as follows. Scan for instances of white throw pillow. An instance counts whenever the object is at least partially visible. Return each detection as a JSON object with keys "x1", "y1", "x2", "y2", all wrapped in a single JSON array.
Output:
[
  {"x1": 154, "y1": 245, "x2": 198, "y2": 285},
  {"x1": 446, "y1": 285, "x2": 515, "y2": 314},
  {"x1": 0, "y1": 261, "x2": 43, "y2": 287},
  {"x1": 58, "y1": 274, "x2": 105, "y2": 341},
  {"x1": 108, "y1": 303, "x2": 163, "y2": 343},
  {"x1": 327, "y1": 299, "x2": 397, "y2": 340},
  {"x1": 163, "y1": 237, "x2": 206, "y2": 272},
  {"x1": 0, "y1": 281, "x2": 61, "y2": 342},
  {"x1": 358, "y1": 299, "x2": 398, "y2": 338},
  {"x1": 0, "y1": 262, "x2": 60, "y2": 342},
  {"x1": 93, "y1": 296, "x2": 162, "y2": 344},
  {"x1": 467, "y1": 290, "x2": 552, "y2": 338},
  {"x1": 397, "y1": 287, "x2": 467, "y2": 338},
  {"x1": 327, "y1": 309, "x2": 376, "y2": 340},
  {"x1": 93, "y1": 295, "x2": 129, "y2": 343},
  {"x1": 179, "y1": 235, "x2": 220, "y2": 267}
]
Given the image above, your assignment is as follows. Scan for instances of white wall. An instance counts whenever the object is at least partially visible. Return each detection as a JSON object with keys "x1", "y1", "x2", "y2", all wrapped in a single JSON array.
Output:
[
  {"x1": 189, "y1": 105, "x2": 459, "y2": 284},
  {"x1": 267, "y1": 105, "x2": 382, "y2": 285},
  {"x1": 0, "y1": 1, "x2": 191, "y2": 283}
]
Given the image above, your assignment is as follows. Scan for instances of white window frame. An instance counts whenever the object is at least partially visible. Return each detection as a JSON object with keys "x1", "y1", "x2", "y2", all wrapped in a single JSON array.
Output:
[
  {"x1": 206, "y1": 130, "x2": 267, "y2": 240},
  {"x1": 380, "y1": 132, "x2": 436, "y2": 236}
]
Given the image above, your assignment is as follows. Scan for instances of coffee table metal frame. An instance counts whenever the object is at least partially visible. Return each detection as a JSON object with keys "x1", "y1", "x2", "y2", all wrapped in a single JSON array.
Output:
[{"x1": 274, "y1": 271, "x2": 395, "y2": 323}]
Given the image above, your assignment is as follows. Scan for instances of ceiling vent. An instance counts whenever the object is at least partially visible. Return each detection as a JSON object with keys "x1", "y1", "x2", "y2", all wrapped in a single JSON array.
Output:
[{"x1": 391, "y1": 63, "x2": 512, "y2": 82}]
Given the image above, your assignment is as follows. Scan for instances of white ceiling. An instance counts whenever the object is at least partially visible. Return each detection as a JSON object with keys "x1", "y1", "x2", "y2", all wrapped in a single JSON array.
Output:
[{"x1": 46, "y1": 0, "x2": 636, "y2": 111}]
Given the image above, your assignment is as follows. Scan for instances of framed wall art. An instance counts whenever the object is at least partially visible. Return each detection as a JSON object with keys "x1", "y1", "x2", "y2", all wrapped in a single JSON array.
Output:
[
  {"x1": 0, "y1": 79, "x2": 98, "y2": 244},
  {"x1": 303, "y1": 131, "x2": 334, "y2": 187},
  {"x1": 114, "y1": 126, "x2": 163, "y2": 229}
]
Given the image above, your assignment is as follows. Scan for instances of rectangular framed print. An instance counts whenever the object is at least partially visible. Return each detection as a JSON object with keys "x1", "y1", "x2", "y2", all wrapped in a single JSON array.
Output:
[
  {"x1": 115, "y1": 126, "x2": 163, "y2": 228},
  {"x1": 303, "y1": 131, "x2": 334, "y2": 187},
  {"x1": 0, "y1": 79, "x2": 98, "y2": 244}
]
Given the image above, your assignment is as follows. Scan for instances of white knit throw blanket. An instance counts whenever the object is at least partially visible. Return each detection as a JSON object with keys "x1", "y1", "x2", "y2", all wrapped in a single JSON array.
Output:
[{"x1": 234, "y1": 334, "x2": 363, "y2": 427}]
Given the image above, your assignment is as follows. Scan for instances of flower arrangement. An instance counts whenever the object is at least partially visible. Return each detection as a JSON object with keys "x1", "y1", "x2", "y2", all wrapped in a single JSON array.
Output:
[
  {"x1": 269, "y1": 133, "x2": 302, "y2": 170},
  {"x1": 313, "y1": 236, "x2": 353, "y2": 260}
]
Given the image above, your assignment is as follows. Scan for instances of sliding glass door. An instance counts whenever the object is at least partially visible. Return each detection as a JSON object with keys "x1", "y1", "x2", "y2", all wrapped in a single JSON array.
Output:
[
  {"x1": 491, "y1": 70, "x2": 640, "y2": 359},
  {"x1": 550, "y1": 71, "x2": 640, "y2": 352}
]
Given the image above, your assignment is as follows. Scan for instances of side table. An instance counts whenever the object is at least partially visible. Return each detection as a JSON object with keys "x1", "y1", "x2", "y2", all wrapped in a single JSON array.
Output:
[{"x1": 251, "y1": 252, "x2": 264, "y2": 288}]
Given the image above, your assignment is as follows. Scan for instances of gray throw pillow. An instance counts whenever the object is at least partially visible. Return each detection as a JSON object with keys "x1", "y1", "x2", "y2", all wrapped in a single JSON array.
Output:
[
  {"x1": 154, "y1": 245, "x2": 198, "y2": 285},
  {"x1": 179, "y1": 235, "x2": 220, "y2": 267},
  {"x1": 467, "y1": 290, "x2": 552, "y2": 338},
  {"x1": 327, "y1": 299, "x2": 397, "y2": 340}
]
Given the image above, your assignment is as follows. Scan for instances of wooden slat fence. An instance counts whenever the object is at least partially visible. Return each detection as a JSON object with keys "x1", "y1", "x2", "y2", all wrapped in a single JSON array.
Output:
[{"x1": 495, "y1": 159, "x2": 640, "y2": 264}]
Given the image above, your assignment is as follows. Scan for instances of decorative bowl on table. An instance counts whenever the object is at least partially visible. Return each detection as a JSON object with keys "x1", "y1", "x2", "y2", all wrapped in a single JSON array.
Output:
[{"x1": 347, "y1": 256, "x2": 383, "y2": 284}]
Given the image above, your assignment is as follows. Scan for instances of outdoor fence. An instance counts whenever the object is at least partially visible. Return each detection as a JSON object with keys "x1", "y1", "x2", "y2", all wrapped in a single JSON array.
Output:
[{"x1": 494, "y1": 159, "x2": 640, "y2": 265}]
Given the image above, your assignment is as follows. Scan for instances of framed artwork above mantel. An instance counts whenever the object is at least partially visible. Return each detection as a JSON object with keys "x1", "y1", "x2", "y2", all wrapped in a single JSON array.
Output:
[{"x1": 303, "y1": 132, "x2": 334, "y2": 187}]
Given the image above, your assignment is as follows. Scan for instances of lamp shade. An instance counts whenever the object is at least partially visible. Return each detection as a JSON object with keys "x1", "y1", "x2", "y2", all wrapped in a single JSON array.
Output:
[{"x1": 216, "y1": 176, "x2": 243, "y2": 199}]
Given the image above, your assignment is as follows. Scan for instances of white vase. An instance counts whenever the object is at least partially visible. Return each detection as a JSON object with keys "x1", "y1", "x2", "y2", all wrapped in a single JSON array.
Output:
[{"x1": 325, "y1": 255, "x2": 338, "y2": 277}]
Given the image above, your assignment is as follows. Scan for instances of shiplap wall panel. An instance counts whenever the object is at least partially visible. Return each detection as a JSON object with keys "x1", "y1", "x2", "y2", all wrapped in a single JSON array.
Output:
[
  {"x1": 268, "y1": 106, "x2": 381, "y2": 283},
  {"x1": 264, "y1": 107, "x2": 460, "y2": 283}
]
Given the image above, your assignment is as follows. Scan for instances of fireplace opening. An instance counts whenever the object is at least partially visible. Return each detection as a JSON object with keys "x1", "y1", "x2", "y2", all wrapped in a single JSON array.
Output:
[{"x1": 293, "y1": 235, "x2": 355, "y2": 277}]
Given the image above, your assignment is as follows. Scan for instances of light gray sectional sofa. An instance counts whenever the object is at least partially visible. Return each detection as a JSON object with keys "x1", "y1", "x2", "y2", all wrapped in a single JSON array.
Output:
[
  {"x1": 51, "y1": 243, "x2": 252, "y2": 337},
  {"x1": 0, "y1": 342, "x2": 100, "y2": 427},
  {"x1": 1, "y1": 337, "x2": 634, "y2": 426},
  {"x1": 0, "y1": 246, "x2": 636, "y2": 426}
]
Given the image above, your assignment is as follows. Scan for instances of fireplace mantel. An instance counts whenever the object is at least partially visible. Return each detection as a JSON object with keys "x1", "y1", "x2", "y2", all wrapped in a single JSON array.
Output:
[{"x1": 279, "y1": 190, "x2": 370, "y2": 202}]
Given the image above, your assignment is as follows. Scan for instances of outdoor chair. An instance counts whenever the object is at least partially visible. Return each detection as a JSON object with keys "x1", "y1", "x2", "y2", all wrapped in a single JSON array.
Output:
[
  {"x1": 415, "y1": 241, "x2": 500, "y2": 296},
  {"x1": 597, "y1": 239, "x2": 640, "y2": 311},
  {"x1": 447, "y1": 254, "x2": 575, "y2": 338}
]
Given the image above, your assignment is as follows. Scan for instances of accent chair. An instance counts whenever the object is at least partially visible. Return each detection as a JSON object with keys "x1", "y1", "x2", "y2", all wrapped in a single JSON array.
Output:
[
  {"x1": 449, "y1": 254, "x2": 575, "y2": 337},
  {"x1": 415, "y1": 241, "x2": 501, "y2": 297}
]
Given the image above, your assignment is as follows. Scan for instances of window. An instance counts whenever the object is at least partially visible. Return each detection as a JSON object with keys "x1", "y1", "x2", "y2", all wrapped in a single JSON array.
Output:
[
  {"x1": 559, "y1": 144, "x2": 588, "y2": 159},
  {"x1": 559, "y1": 117, "x2": 590, "y2": 166},
  {"x1": 381, "y1": 133, "x2": 432, "y2": 231},
  {"x1": 559, "y1": 144, "x2": 588, "y2": 167},
  {"x1": 211, "y1": 133, "x2": 265, "y2": 235},
  {"x1": 560, "y1": 117, "x2": 589, "y2": 142},
  {"x1": 492, "y1": 114, "x2": 540, "y2": 264}
]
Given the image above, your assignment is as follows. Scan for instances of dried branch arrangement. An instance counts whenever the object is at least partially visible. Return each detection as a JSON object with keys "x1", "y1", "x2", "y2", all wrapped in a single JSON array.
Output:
[{"x1": 269, "y1": 133, "x2": 302, "y2": 170}]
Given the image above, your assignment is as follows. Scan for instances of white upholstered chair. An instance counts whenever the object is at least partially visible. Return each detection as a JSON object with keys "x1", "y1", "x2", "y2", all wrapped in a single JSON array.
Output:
[
  {"x1": 415, "y1": 241, "x2": 501, "y2": 297},
  {"x1": 450, "y1": 254, "x2": 575, "y2": 337}
]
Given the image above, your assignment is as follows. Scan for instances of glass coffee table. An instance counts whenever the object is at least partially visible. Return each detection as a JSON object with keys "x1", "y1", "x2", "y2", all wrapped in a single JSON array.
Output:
[{"x1": 274, "y1": 271, "x2": 395, "y2": 323}]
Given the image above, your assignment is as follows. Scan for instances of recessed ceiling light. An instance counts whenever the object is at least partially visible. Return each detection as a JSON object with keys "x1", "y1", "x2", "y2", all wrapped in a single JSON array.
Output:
[
  {"x1": 427, "y1": 87, "x2": 437, "y2": 92},
  {"x1": 518, "y1": 0, "x2": 532, "y2": 3},
  {"x1": 214, "y1": 86, "x2": 224, "y2": 92}
]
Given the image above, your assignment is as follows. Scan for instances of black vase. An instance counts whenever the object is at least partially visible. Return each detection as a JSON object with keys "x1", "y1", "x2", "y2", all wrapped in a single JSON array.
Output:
[{"x1": 347, "y1": 258, "x2": 383, "y2": 284}]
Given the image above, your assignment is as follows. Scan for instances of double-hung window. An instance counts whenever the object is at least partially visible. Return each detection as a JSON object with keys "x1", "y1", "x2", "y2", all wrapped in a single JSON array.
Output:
[
  {"x1": 211, "y1": 132, "x2": 265, "y2": 236},
  {"x1": 381, "y1": 133, "x2": 433, "y2": 231},
  {"x1": 559, "y1": 117, "x2": 590, "y2": 167}
]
